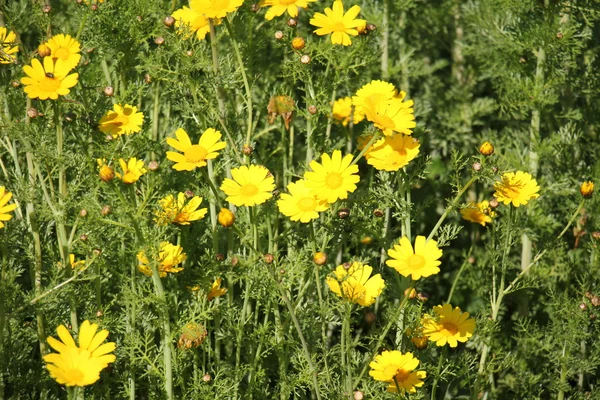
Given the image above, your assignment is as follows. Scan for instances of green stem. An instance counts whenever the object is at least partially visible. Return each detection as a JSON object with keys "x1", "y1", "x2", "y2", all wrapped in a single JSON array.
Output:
[
  {"x1": 381, "y1": 0, "x2": 389, "y2": 79},
  {"x1": 446, "y1": 246, "x2": 473, "y2": 304},
  {"x1": 151, "y1": 84, "x2": 160, "y2": 161},
  {"x1": 150, "y1": 265, "x2": 173, "y2": 400},
  {"x1": 0, "y1": 237, "x2": 7, "y2": 396},
  {"x1": 343, "y1": 304, "x2": 353, "y2": 399},
  {"x1": 427, "y1": 176, "x2": 477, "y2": 242},
  {"x1": 431, "y1": 347, "x2": 447, "y2": 400},
  {"x1": 203, "y1": 163, "x2": 219, "y2": 254},
  {"x1": 350, "y1": 132, "x2": 381, "y2": 167}
]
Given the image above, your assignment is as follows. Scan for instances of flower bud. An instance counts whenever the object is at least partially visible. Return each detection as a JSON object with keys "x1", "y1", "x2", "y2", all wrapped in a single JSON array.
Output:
[
  {"x1": 291, "y1": 37, "x2": 305, "y2": 50},
  {"x1": 308, "y1": 105, "x2": 317, "y2": 114},
  {"x1": 373, "y1": 208, "x2": 384, "y2": 217},
  {"x1": 488, "y1": 198, "x2": 499, "y2": 209},
  {"x1": 472, "y1": 162, "x2": 482, "y2": 172},
  {"x1": 479, "y1": 142, "x2": 494, "y2": 156},
  {"x1": 592, "y1": 232, "x2": 600, "y2": 240},
  {"x1": 411, "y1": 335, "x2": 428, "y2": 349},
  {"x1": 164, "y1": 15, "x2": 175, "y2": 27},
  {"x1": 342, "y1": 262, "x2": 351, "y2": 270},
  {"x1": 218, "y1": 208, "x2": 235, "y2": 227},
  {"x1": 300, "y1": 54, "x2": 311, "y2": 64},
  {"x1": 592, "y1": 296, "x2": 600, "y2": 307},
  {"x1": 38, "y1": 43, "x2": 51, "y2": 57},
  {"x1": 263, "y1": 253, "x2": 274, "y2": 264},
  {"x1": 519, "y1": 56, "x2": 527, "y2": 64},
  {"x1": 65, "y1": 112, "x2": 76, "y2": 123},
  {"x1": 287, "y1": 18, "x2": 297, "y2": 27},
  {"x1": 79, "y1": 209, "x2": 88, "y2": 218},
  {"x1": 90, "y1": 4, "x2": 98, "y2": 11},
  {"x1": 144, "y1": 73, "x2": 152, "y2": 84},
  {"x1": 103, "y1": 86, "x2": 114, "y2": 96},
  {"x1": 274, "y1": 31, "x2": 284, "y2": 40},
  {"x1": 215, "y1": 253, "x2": 225, "y2": 262},
  {"x1": 338, "y1": 208, "x2": 350, "y2": 219},
  {"x1": 468, "y1": 256, "x2": 476, "y2": 264},
  {"x1": 101, "y1": 205, "x2": 111, "y2": 216},
  {"x1": 147, "y1": 161, "x2": 159, "y2": 171},
  {"x1": 154, "y1": 37, "x2": 165, "y2": 46},
  {"x1": 279, "y1": 268, "x2": 285, "y2": 275},
  {"x1": 367, "y1": 23, "x2": 377, "y2": 32},
  {"x1": 99, "y1": 165, "x2": 115, "y2": 182},
  {"x1": 42, "y1": 5, "x2": 52, "y2": 13},
  {"x1": 80, "y1": 234, "x2": 88, "y2": 242},
  {"x1": 360, "y1": 236, "x2": 372, "y2": 244},
  {"x1": 556, "y1": 32, "x2": 564, "y2": 39},
  {"x1": 364, "y1": 311, "x2": 376, "y2": 324},
  {"x1": 203, "y1": 374, "x2": 212, "y2": 382},
  {"x1": 93, "y1": 248, "x2": 102, "y2": 256},
  {"x1": 231, "y1": 256, "x2": 239, "y2": 266},
  {"x1": 27, "y1": 108, "x2": 39, "y2": 119},
  {"x1": 242, "y1": 144, "x2": 253, "y2": 156},
  {"x1": 353, "y1": 391, "x2": 364, "y2": 400},
  {"x1": 185, "y1": 190, "x2": 194, "y2": 198},
  {"x1": 416, "y1": 291, "x2": 429, "y2": 302},
  {"x1": 313, "y1": 252, "x2": 327, "y2": 265},
  {"x1": 580, "y1": 303, "x2": 588, "y2": 311},
  {"x1": 580, "y1": 181, "x2": 594, "y2": 198},
  {"x1": 250, "y1": 3, "x2": 260, "y2": 12},
  {"x1": 96, "y1": 309, "x2": 103, "y2": 317},
  {"x1": 404, "y1": 287, "x2": 417, "y2": 299},
  {"x1": 491, "y1": 166, "x2": 499, "y2": 174},
  {"x1": 11, "y1": 80, "x2": 20, "y2": 88}
]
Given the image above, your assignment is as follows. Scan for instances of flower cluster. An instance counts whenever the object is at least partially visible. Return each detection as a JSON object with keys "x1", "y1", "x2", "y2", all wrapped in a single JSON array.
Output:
[
  {"x1": 326, "y1": 262, "x2": 385, "y2": 307},
  {"x1": 171, "y1": 0, "x2": 244, "y2": 40},
  {"x1": 137, "y1": 242, "x2": 187, "y2": 277},
  {"x1": 155, "y1": 193, "x2": 208, "y2": 226}
]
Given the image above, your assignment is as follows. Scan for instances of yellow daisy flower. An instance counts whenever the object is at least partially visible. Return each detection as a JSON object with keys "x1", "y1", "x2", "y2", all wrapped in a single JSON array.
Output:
[
  {"x1": 352, "y1": 80, "x2": 397, "y2": 122},
  {"x1": 189, "y1": 0, "x2": 244, "y2": 18},
  {"x1": 422, "y1": 304, "x2": 476, "y2": 348},
  {"x1": 369, "y1": 350, "x2": 426, "y2": 393},
  {"x1": 116, "y1": 158, "x2": 147, "y2": 184},
  {"x1": 137, "y1": 242, "x2": 186, "y2": 277},
  {"x1": 386, "y1": 235, "x2": 443, "y2": 280},
  {"x1": 332, "y1": 96, "x2": 363, "y2": 126},
  {"x1": 309, "y1": 0, "x2": 366, "y2": 46},
  {"x1": 21, "y1": 57, "x2": 79, "y2": 100},
  {"x1": 365, "y1": 134, "x2": 420, "y2": 171},
  {"x1": 155, "y1": 192, "x2": 208, "y2": 225},
  {"x1": 172, "y1": 6, "x2": 216, "y2": 40},
  {"x1": 460, "y1": 200, "x2": 496, "y2": 226},
  {"x1": 580, "y1": 181, "x2": 594, "y2": 198},
  {"x1": 277, "y1": 179, "x2": 329, "y2": 223},
  {"x1": 166, "y1": 128, "x2": 227, "y2": 171},
  {"x1": 261, "y1": 0, "x2": 317, "y2": 20},
  {"x1": 326, "y1": 261, "x2": 385, "y2": 307},
  {"x1": 0, "y1": 186, "x2": 18, "y2": 229},
  {"x1": 43, "y1": 320, "x2": 116, "y2": 387},
  {"x1": 45, "y1": 34, "x2": 81, "y2": 71},
  {"x1": 493, "y1": 171, "x2": 540, "y2": 207},
  {"x1": 0, "y1": 27, "x2": 18, "y2": 64},
  {"x1": 98, "y1": 104, "x2": 145, "y2": 137},
  {"x1": 207, "y1": 277, "x2": 228, "y2": 301},
  {"x1": 363, "y1": 96, "x2": 416, "y2": 136},
  {"x1": 220, "y1": 165, "x2": 276, "y2": 207},
  {"x1": 303, "y1": 150, "x2": 360, "y2": 204},
  {"x1": 57, "y1": 254, "x2": 86, "y2": 271}
]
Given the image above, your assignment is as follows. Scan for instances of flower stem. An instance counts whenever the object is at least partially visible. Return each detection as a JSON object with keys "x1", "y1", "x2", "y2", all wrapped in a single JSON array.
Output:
[
  {"x1": 431, "y1": 347, "x2": 447, "y2": 400},
  {"x1": 447, "y1": 246, "x2": 473, "y2": 304},
  {"x1": 350, "y1": 132, "x2": 381, "y2": 167},
  {"x1": 343, "y1": 304, "x2": 353, "y2": 399},
  {"x1": 150, "y1": 265, "x2": 173, "y2": 400},
  {"x1": 427, "y1": 176, "x2": 477, "y2": 242}
]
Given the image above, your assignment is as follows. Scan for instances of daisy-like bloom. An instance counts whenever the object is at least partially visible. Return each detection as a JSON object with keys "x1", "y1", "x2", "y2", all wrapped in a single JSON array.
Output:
[
  {"x1": 326, "y1": 261, "x2": 385, "y2": 307},
  {"x1": 207, "y1": 277, "x2": 228, "y2": 301},
  {"x1": 303, "y1": 150, "x2": 360, "y2": 204},
  {"x1": 460, "y1": 200, "x2": 496, "y2": 226},
  {"x1": 369, "y1": 350, "x2": 426, "y2": 393},
  {"x1": 220, "y1": 165, "x2": 275, "y2": 207},
  {"x1": 580, "y1": 181, "x2": 594, "y2": 198},
  {"x1": 352, "y1": 80, "x2": 397, "y2": 121},
  {"x1": 57, "y1": 254, "x2": 86, "y2": 271},
  {"x1": 0, "y1": 27, "x2": 18, "y2": 64},
  {"x1": 365, "y1": 134, "x2": 420, "y2": 171},
  {"x1": 44, "y1": 34, "x2": 81, "y2": 71},
  {"x1": 310, "y1": 0, "x2": 366, "y2": 46},
  {"x1": 166, "y1": 128, "x2": 226, "y2": 171},
  {"x1": 43, "y1": 320, "x2": 116, "y2": 387},
  {"x1": 172, "y1": 6, "x2": 216, "y2": 40},
  {"x1": 332, "y1": 96, "x2": 363, "y2": 126},
  {"x1": 115, "y1": 158, "x2": 147, "y2": 184},
  {"x1": 0, "y1": 186, "x2": 18, "y2": 229},
  {"x1": 137, "y1": 242, "x2": 186, "y2": 277},
  {"x1": 493, "y1": 171, "x2": 540, "y2": 207},
  {"x1": 21, "y1": 57, "x2": 79, "y2": 100},
  {"x1": 277, "y1": 179, "x2": 329, "y2": 223},
  {"x1": 190, "y1": 0, "x2": 244, "y2": 18},
  {"x1": 98, "y1": 104, "x2": 144, "y2": 137},
  {"x1": 363, "y1": 95, "x2": 416, "y2": 136},
  {"x1": 422, "y1": 303, "x2": 476, "y2": 348},
  {"x1": 386, "y1": 236, "x2": 443, "y2": 280},
  {"x1": 155, "y1": 192, "x2": 208, "y2": 225},
  {"x1": 261, "y1": 0, "x2": 317, "y2": 21}
]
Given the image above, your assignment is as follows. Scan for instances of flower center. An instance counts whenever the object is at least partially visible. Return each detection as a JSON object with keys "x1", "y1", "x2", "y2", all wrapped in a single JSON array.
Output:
[
  {"x1": 39, "y1": 76, "x2": 61, "y2": 93},
  {"x1": 65, "y1": 368, "x2": 85, "y2": 384},
  {"x1": 184, "y1": 145, "x2": 209, "y2": 163},
  {"x1": 394, "y1": 368, "x2": 410, "y2": 384},
  {"x1": 111, "y1": 114, "x2": 130, "y2": 127},
  {"x1": 54, "y1": 47, "x2": 70, "y2": 61},
  {"x1": 240, "y1": 184, "x2": 259, "y2": 198},
  {"x1": 297, "y1": 196, "x2": 317, "y2": 212},
  {"x1": 407, "y1": 254, "x2": 426, "y2": 270},
  {"x1": 332, "y1": 22, "x2": 347, "y2": 32},
  {"x1": 441, "y1": 321, "x2": 458, "y2": 335},
  {"x1": 325, "y1": 173, "x2": 343, "y2": 189}
]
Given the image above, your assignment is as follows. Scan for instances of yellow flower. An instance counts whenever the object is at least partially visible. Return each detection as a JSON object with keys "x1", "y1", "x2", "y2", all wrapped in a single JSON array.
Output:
[
  {"x1": 98, "y1": 104, "x2": 144, "y2": 137},
  {"x1": 190, "y1": 0, "x2": 244, "y2": 18},
  {"x1": 207, "y1": 277, "x2": 228, "y2": 301},
  {"x1": 352, "y1": 80, "x2": 397, "y2": 122},
  {"x1": 479, "y1": 141, "x2": 494, "y2": 156},
  {"x1": 116, "y1": 158, "x2": 147, "y2": 184},
  {"x1": 310, "y1": 0, "x2": 366, "y2": 46},
  {"x1": 363, "y1": 95, "x2": 416, "y2": 136},
  {"x1": 155, "y1": 193, "x2": 207, "y2": 225},
  {"x1": 580, "y1": 181, "x2": 594, "y2": 198},
  {"x1": 0, "y1": 186, "x2": 18, "y2": 229},
  {"x1": 220, "y1": 165, "x2": 275, "y2": 207},
  {"x1": 261, "y1": 0, "x2": 317, "y2": 20},
  {"x1": 493, "y1": 171, "x2": 540, "y2": 207},
  {"x1": 422, "y1": 304, "x2": 476, "y2": 348},
  {"x1": 137, "y1": 242, "x2": 186, "y2": 277},
  {"x1": 386, "y1": 236, "x2": 443, "y2": 280},
  {"x1": 326, "y1": 261, "x2": 385, "y2": 307},
  {"x1": 369, "y1": 350, "x2": 426, "y2": 393},
  {"x1": 57, "y1": 254, "x2": 86, "y2": 271},
  {"x1": 277, "y1": 179, "x2": 329, "y2": 223},
  {"x1": 45, "y1": 34, "x2": 81, "y2": 71},
  {"x1": 97, "y1": 159, "x2": 115, "y2": 182},
  {"x1": 303, "y1": 150, "x2": 360, "y2": 204},
  {"x1": 172, "y1": 6, "x2": 216, "y2": 40},
  {"x1": 332, "y1": 96, "x2": 363, "y2": 126},
  {"x1": 166, "y1": 128, "x2": 227, "y2": 171},
  {"x1": 43, "y1": 320, "x2": 116, "y2": 387},
  {"x1": 21, "y1": 57, "x2": 79, "y2": 100},
  {"x1": 0, "y1": 27, "x2": 18, "y2": 64},
  {"x1": 218, "y1": 207, "x2": 235, "y2": 227},
  {"x1": 460, "y1": 201, "x2": 496, "y2": 226},
  {"x1": 365, "y1": 134, "x2": 420, "y2": 171}
]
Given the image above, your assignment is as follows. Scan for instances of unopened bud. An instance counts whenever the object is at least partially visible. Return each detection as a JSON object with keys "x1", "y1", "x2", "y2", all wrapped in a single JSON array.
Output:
[
  {"x1": 472, "y1": 162, "x2": 482, "y2": 172},
  {"x1": 154, "y1": 37, "x2": 165, "y2": 46},
  {"x1": 104, "y1": 86, "x2": 114, "y2": 96},
  {"x1": 291, "y1": 37, "x2": 305, "y2": 51},
  {"x1": 373, "y1": 208, "x2": 384, "y2": 217},
  {"x1": 101, "y1": 205, "x2": 111, "y2": 216},
  {"x1": 556, "y1": 32, "x2": 564, "y2": 39},
  {"x1": 185, "y1": 190, "x2": 194, "y2": 198},
  {"x1": 580, "y1": 303, "x2": 588, "y2": 311},
  {"x1": 250, "y1": 3, "x2": 260, "y2": 12},
  {"x1": 42, "y1": 5, "x2": 52, "y2": 13},
  {"x1": 164, "y1": 16, "x2": 175, "y2": 27},
  {"x1": 186, "y1": 50, "x2": 193, "y2": 57},
  {"x1": 491, "y1": 166, "x2": 498, "y2": 174},
  {"x1": 80, "y1": 234, "x2": 88, "y2": 241},
  {"x1": 144, "y1": 74, "x2": 152, "y2": 84},
  {"x1": 592, "y1": 232, "x2": 600, "y2": 240},
  {"x1": 338, "y1": 208, "x2": 350, "y2": 219},
  {"x1": 468, "y1": 256, "x2": 476, "y2": 264},
  {"x1": 353, "y1": 391, "x2": 364, "y2": 400},
  {"x1": 364, "y1": 311, "x2": 376, "y2": 324},
  {"x1": 90, "y1": 4, "x2": 98, "y2": 11},
  {"x1": 38, "y1": 44, "x2": 51, "y2": 57},
  {"x1": 79, "y1": 209, "x2": 88, "y2": 218},
  {"x1": 592, "y1": 296, "x2": 600, "y2": 307},
  {"x1": 479, "y1": 142, "x2": 494, "y2": 156},
  {"x1": 65, "y1": 112, "x2": 76, "y2": 123},
  {"x1": 263, "y1": 253, "x2": 274, "y2": 264},
  {"x1": 274, "y1": 31, "x2": 284, "y2": 40},
  {"x1": 147, "y1": 161, "x2": 159, "y2": 171},
  {"x1": 519, "y1": 56, "x2": 527, "y2": 64},
  {"x1": 279, "y1": 268, "x2": 285, "y2": 274},
  {"x1": 300, "y1": 54, "x2": 311, "y2": 64},
  {"x1": 203, "y1": 374, "x2": 212, "y2": 382},
  {"x1": 93, "y1": 248, "x2": 102, "y2": 256},
  {"x1": 27, "y1": 108, "x2": 39, "y2": 119},
  {"x1": 215, "y1": 253, "x2": 225, "y2": 262},
  {"x1": 308, "y1": 105, "x2": 317, "y2": 114},
  {"x1": 342, "y1": 262, "x2": 352, "y2": 270},
  {"x1": 287, "y1": 18, "x2": 297, "y2": 27},
  {"x1": 242, "y1": 144, "x2": 253, "y2": 156},
  {"x1": 367, "y1": 23, "x2": 377, "y2": 32},
  {"x1": 11, "y1": 80, "x2": 20, "y2": 88},
  {"x1": 231, "y1": 256, "x2": 239, "y2": 266},
  {"x1": 313, "y1": 252, "x2": 327, "y2": 265},
  {"x1": 218, "y1": 208, "x2": 235, "y2": 227},
  {"x1": 416, "y1": 292, "x2": 429, "y2": 302},
  {"x1": 96, "y1": 309, "x2": 103, "y2": 317},
  {"x1": 99, "y1": 165, "x2": 115, "y2": 182},
  {"x1": 580, "y1": 181, "x2": 594, "y2": 199},
  {"x1": 488, "y1": 198, "x2": 499, "y2": 209},
  {"x1": 404, "y1": 287, "x2": 417, "y2": 299}
]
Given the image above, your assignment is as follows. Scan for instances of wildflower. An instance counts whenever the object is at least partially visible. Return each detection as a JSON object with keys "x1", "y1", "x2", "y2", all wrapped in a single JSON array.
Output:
[
  {"x1": 369, "y1": 350, "x2": 426, "y2": 393},
  {"x1": 365, "y1": 135, "x2": 420, "y2": 171},
  {"x1": 97, "y1": 159, "x2": 114, "y2": 182},
  {"x1": 332, "y1": 96, "x2": 363, "y2": 126},
  {"x1": 580, "y1": 181, "x2": 594, "y2": 198},
  {"x1": 277, "y1": 179, "x2": 329, "y2": 223},
  {"x1": 479, "y1": 141, "x2": 494, "y2": 156},
  {"x1": 220, "y1": 165, "x2": 275, "y2": 207},
  {"x1": 261, "y1": 0, "x2": 317, "y2": 20},
  {"x1": 21, "y1": 57, "x2": 79, "y2": 100},
  {"x1": 352, "y1": 80, "x2": 397, "y2": 121},
  {"x1": 44, "y1": 34, "x2": 81, "y2": 70},
  {"x1": 166, "y1": 128, "x2": 226, "y2": 171},
  {"x1": 304, "y1": 150, "x2": 360, "y2": 204},
  {"x1": 386, "y1": 236, "x2": 443, "y2": 280},
  {"x1": 155, "y1": 193, "x2": 207, "y2": 225},
  {"x1": 178, "y1": 322, "x2": 207, "y2": 349},
  {"x1": 207, "y1": 277, "x2": 228, "y2": 301},
  {"x1": 57, "y1": 254, "x2": 86, "y2": 271},
  {"x1": 218, "y1": 208, "x2": 235, "y2": 227},
  {"x1": 493, "y1": 171, "x2": 540, "y2": 207},
  {"x1": 98, "y1": 104, "x2": 144, "y2": 137},
  {"x1": 460, "y1": 200, "x2": 496, "y2": 226},
  {"x1": 0, "y1": 27, "x2": 18, "y2": 64},
  {"x1": 362, "y1": 95, "x2": 416, "y2": 136},
  {"x1": 267, "y1": 95, "x2": 295, "y2": 130},
  {"x1": 326, "y1": 261, "x2": 385, "y2": 307},
  {"x1": 43, "y1": 320, "x2": 116, "y2": 387},
  {"x1": 291, "y1": 36, "x2": 306, "y2": 50},
  {"x1": 189, "y1": 0, "x2": 244, "y2": 19},
  {"x1": 422, "y1": 303, "x2": 476, "y2": 347},
  {"x1": 309, "y1": 0, "x2": 366, "y2": 46},
  {"x1": 116, "y1": 158, "x2": 147, "y2": 184},
  {"x1": 313, "y1": 252, "x2": 327, "y2": 265},
  {"x1": 0, "y1": 187, "x2": 18, "y2": 229},
  {"x1": 137, "y1": 242, "x2": 186, "y2": 277},
  {"x1": 172, "y1": 6, "x2": 215, "y2": 40}
]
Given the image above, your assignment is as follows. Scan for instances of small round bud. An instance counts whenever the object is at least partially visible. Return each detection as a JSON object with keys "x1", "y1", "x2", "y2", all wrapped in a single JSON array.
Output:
[
  {"x1": 99, "y1": 165, "x2": 115, "y2": 182},
  {"x1": 580, "y1": 303, "x2": 588, "y2": 311},
  {"x1": 202, "y1": 374, "x2": 212, "y2": 383},
  {"x1": 242, "y1": 144, "x2": 253, "y2": 156},
  {"x1": 38, "y1": 43, "x2": 51, "y2": 57},
  {"x1": 468, "y1": 256, "x2": 476, "y2": 264},
  {"x1": 79, "y1": 209, "x2": 88, "y2": 218},
  {"x1": 300, "y1": 54, "x2": 311, "y2": 64},
  {"x1": 93, "y1": 248, "x2": 102, "y2": 256},
  {"x1": 308, "y1": 105, "x2": 317, "y2": 114},
  {"x1": 80, "y1": 234, "x2": 88, "y2": 242},
  {"x1": 417, "y1": 291, "x2": 429, "y2": 302},
  {"x1": 11, "y1": 80, "x2": 20, "y2": 88},
  {"x1": 218, "y1": 208, "x2": 235, "y2": 227},
  {"x1": 373, "y1": 208, "x2": 384, "y2": 218},
  {"x1": 185, "y1": 190, "x2": 194, "y2": 198},
  {"x1": 491, "y1": 166, "x2": 499, "y2": 174},
  {"x1": 488, "y1": 198, "x2": 499, "y2": 209},
  {"x1": 96, "y1": 309, "x2": 103, "y2": 317},
  {"x1": 42, "y1": 5, "x2": 52, "y2": 13},
  {"x1": 291, "y1": 37, "x2": 305, "y2": 51},
  {"x1": 519, "y1": 57, "x2": 527, "y2": 64},
  {"x1": 103, "y1": 86, "x2": 114, "y2": 96},
  {"x1": 279, "y1": 268, "x2": 285, "y2": 274},
  {"x1": 287, "y1": 18, "x2": 297, "y2": 27},
  {"x1": 472, "y1": 162, "x2": 482, "y2": 172},
  {"x1": 364, "y1": 311, "x2": 376, "y2": 324},
  {"x1": 580, "y1": 181, "x2": 594, "y2": 199},
  {"x1": 556, "y1": 32, "x2": 563, "y2": 39},
  {"x1": 264, "y1": 253, "x2": 274, "y2": 264},
  {"x1": 65, "y1": 112, "x2": 76, "y2": 123},
  {"x1": 338, "y1": 208, "x2": 350, "y2": 219},
  {"x1": 367, "y1": 23, "x2": 377, "y2": 32},
  {"x1": 585, "y1": 291, "x2": 593, "y2": 299},
  {"x1": 274, "y1": 31, "x2": 284, "y2": 40},
  {"x1": 90, "y1": 4, "x2": 98, "y2": 11},
  {"x1": 100, "y1": 206, "x2": 111, "y2": 216},
  {"x1": 136, "y1": 15, "x2": 143, "y2": 22},
  {"x1": 342, "y1": 262, "x2": 352, "y2": 270},
  {"x1": 27, "y1": 108, "x2": 39, "y2": 119},
  {"x1": 231, "y1": 256, "x2": 239, "y2": 266},
  {"x1": 360, "y1": 236, "x2": 372, "y2": 245},
  {"x1": 591, "y1": 231, "x2": 600, "y2": 240},
  {"x1": 86, "y1": 47, "x2": 95, "y2": 54},
  {"x1": 479, "y1": 142, "x2": 494, "y2": 156},
  {"x1": 250, "y1": 3, "x2": 260, "y2": 12},
  {"x1": 186, "y1": 50, "x2": 193, "y2": 57},
  {"x1": 105, "y1": 135, "x2": 114, "y2": 142},
  {"x1": 147, "y1": 160, "x2": 159, "y2": 171},
  {"x1": 215, "y1": 253, "x2": 225, "y2": 262},
  {"x1": 313, "y1": 252, "x2": 327, "y2": 265},
  {"x1": 144, "y1": 74, "x2": 152, "y2": 84},
  {"x1": 353, "y1": 391, "x2": 364, "y2": 400},
  {"x1": 404, "y1": 287, "x2": 417, "y2": 299},
  {"x1": 592, "y1": 296, "x2": 600, "y2": 307},
  {"x1": 411, "y1": 335, "x2": 428, "y2": 349},
  {"x1": 155, "y1": 37, "x2": 165, "y2": 46},
  {"x1": 164, "y1": 15, "x2": 175, "y2": 27},
  {"x1": 76, "y1": 0, "x2": 83, "y2": 4}
]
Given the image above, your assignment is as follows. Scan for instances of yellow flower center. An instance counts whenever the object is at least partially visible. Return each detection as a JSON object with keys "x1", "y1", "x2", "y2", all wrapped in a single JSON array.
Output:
[
  {"x1": 40, "y1": 76, "x2": 61, "y2": 93},
  {"x1": 407, "y1": 254, "x2": 426, "y2": 270},
  {"x1": 440, "y1": 321, "x2": 459, "y2": 335},
  {"x1": 184, "y1": 145, "x2": 208, "y2": 163},
  {"x1": 54, "y1": 47, "x2": 70, "y2": 60},
  {"x1": 65, "y1": 368, "x2": 85, "y2": 384},
  {"x1": 325, "y1": 172, "x2": 343, "y2": 189},
  {"x1": 240, "y1": 184, "x2": 259, "y2": 198},
  {"x1": 394, "y1": 368, "x2": 410, "y2": 383},
  {"x1": 297, "y1": 196, "x2": 317, "y2": 212},
  {"x1": 332, "y1": 22, "x2": 347, "y2": 32}
]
